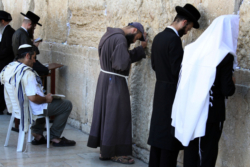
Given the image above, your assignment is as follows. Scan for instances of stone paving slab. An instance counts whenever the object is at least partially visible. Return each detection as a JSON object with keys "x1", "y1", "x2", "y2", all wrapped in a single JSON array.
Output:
[{"x1": 0, "y1": 115, "x2": 147, "y2": 167}]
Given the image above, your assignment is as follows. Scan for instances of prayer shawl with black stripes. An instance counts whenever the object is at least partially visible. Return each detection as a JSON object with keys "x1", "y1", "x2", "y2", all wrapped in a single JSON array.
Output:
[{"x1": 0, "y1": 61, "x2": 40, "y2": 132}]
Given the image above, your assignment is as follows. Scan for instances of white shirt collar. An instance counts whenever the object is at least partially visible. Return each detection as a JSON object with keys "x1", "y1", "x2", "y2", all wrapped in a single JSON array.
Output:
[
  {"x1": 21, "y1": 26, "x2": 28, "y2": 33},
  {"x1": 167, "y1": 26, "x2": 179, "y2": 37}
]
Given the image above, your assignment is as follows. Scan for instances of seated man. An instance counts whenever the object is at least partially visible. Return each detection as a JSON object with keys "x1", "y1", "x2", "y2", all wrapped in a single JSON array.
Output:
[{"x1": 0, "y1": 44, "x2": 76, "y2": 147}]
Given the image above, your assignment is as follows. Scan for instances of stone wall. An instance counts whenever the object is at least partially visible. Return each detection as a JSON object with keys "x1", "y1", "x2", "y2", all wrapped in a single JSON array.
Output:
[{"x1": 1, "y1": 0, "x2": 250, "y2": 166}]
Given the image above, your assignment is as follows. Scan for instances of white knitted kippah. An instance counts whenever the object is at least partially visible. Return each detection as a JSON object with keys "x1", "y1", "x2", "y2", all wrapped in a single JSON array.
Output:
[{"x1": 18, "y1": 44, "x2": 32, "y2": 50}]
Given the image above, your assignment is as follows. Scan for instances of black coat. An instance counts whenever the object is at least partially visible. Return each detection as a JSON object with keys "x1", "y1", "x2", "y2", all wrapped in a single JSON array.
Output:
[
  {"x1": 207, "y1": 53, "x2": 235, "y2": 123},
  {"x1": 12, "y1": 27, "x2": 48, "y2": 76},
  {"x1": 148, "y1": 28, "x2": 183, "y2": 150},
  {"x1": 0, "y1": 25, "x2": 15, "y2": 71},
  {"x1": 12, "y1": 27, "x2": 33, "y2": 57}
]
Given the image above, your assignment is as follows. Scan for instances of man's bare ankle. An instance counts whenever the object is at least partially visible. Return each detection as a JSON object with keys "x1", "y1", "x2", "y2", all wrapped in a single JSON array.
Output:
[
  {"x1": 51, "y1": 138, "x2": 61, "y2": 143},
  {"x1": 32, "y1": 133, "x2": 42, "y2": 141}
]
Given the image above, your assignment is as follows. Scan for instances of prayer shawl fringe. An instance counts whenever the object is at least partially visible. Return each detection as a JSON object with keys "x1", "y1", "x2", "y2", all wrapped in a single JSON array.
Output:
[{"x1": 171, "y1": 15, "x2": 239, "y2": 146}]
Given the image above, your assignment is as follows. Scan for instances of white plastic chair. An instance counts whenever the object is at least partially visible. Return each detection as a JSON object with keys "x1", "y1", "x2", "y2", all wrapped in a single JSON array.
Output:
[
  {"x1": 3, "y1": 82, "x2": 50, "y2": 152},
  {"x1": 4, "y1": 113, "x2": 50, "y2": 152}
]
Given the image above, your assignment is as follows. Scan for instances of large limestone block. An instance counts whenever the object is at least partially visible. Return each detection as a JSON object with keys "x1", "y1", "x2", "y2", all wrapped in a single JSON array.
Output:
[
  {"x1": 237, "y1": 0, "x2": 250, "y2": 68},
  {"x1": 216, "y1": 69, "x2": 250, "y2": 167},
  {"x1": 38, "y1": 42, "x2": 100, "y2": 124},
  {"x1": 130, "y1": 57, "x2": 156, "y2": 150},
  {"x1": 33, "y1": 0, "x2": 48, "y2": 40},
  {"x1": 44, "y1": 0, "x2": 68, "y2": 43},
  {"x1": 67, "y1": 0, "x2": 107, "y2": 47}
]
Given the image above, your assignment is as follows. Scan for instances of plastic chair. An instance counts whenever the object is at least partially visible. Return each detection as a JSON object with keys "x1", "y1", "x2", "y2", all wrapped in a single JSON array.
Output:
[{"x1": 4, "y1": 113, "x2": 50, "y2": 152}]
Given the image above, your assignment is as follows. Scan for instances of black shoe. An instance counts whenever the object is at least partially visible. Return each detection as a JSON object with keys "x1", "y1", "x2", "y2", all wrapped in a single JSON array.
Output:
[
  {"x1": 0, "y1": 112, "x2": 3, "y2": 115},
  {"x1": 99, "y1": 157, "x2": 111, "y2": 161},
  {"x1": 32, "y1": 135, "x2": 47, "y2": 145},
  {"x1": 52, "y1": 136, "x2": 76, "y2": 147},
  {"x1": 7, "y1": 112, "x2": 11, "y2": 115}
]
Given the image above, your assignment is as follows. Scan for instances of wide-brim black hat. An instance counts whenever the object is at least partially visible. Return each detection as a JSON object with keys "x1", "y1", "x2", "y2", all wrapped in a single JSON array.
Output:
[
  {"x1": 175, "y1": 4, "x2": 200, "y2": 29},
  {"x1": 0, "y1": 10, "x2": 12, "y2": 22},
  {"x1": 21, "y1": 11, "x2": 42, "y2": 26}
]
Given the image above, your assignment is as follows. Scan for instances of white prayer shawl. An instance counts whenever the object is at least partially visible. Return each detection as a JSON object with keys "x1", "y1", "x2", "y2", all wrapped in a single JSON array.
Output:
[
  {"x1": 171, "y1": 15, "x2": 239, "y2": 146},
  {"x1": 0, "y1": 62, "x2": 39, "y2": 132}
]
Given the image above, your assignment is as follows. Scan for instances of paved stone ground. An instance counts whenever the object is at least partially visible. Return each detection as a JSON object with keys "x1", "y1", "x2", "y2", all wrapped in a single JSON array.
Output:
[{"x1": 0, "y1": 114, "x2": 147, "y2": 167}]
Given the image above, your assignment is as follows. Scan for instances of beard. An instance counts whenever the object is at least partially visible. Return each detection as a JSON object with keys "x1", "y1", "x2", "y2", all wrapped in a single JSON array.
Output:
[
  {"x1": 125, "y1": 33, "x2": 136, "y2": 48},
  {"x1": 27, "y1": 25, "x2": 35, "y2": 39},
  {"x1": 178, "y1": 24, "x2": 187, "y2": 38}
]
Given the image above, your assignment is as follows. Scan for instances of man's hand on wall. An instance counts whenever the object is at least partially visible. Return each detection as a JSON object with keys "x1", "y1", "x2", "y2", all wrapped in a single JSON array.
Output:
[{"x1": 141, "y1": 32, "x2": 148, "y2": 49}]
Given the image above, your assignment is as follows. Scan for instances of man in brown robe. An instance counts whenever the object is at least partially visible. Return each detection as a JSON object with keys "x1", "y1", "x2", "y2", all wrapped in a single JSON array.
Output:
[{"x1": 87, "y1": 22, "x2": 147, "y2": 164}]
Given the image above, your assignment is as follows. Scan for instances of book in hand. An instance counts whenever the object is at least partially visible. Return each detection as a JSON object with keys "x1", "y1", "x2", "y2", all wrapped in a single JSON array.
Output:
[
  {"x1": 34, "y1": 37, "x2": 43, "y2": 43},
  {"x1": 51, "y1": 94, "x2": 65, "y2": 99}
]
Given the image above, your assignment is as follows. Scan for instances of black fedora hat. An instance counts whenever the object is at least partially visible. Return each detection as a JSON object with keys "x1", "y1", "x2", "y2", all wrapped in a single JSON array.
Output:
[
  {"x1": 175, "y1": 4, "x2": 200, "y2": 29},
  {"x1": 21, "y1": 11, "x2": 42, "y2": 26},
  {"x1": 0, "y1": 10, "x2": 12, "y2": 22}
]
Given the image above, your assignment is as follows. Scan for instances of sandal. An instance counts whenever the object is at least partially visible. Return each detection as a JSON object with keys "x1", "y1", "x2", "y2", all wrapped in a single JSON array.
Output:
[
  {"x1": 31, "y1": 135, "x2": 47, "y2": 145},
  {"x1": 111, "y1": 156, "x2": 135, "y2": 164},
  {"x1": 52, "y1": 136, "x2": 76, "y2": 147}
]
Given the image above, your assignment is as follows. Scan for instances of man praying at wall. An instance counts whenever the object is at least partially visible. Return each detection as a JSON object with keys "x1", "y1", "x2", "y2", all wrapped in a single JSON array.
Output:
[
  {"x1": 0, "y1": 11, "x2": 15, "y2": 115},
  {"x1": 0, "y1": 44, "x2": 76, "y2": 147},
  {"x1": 12, "y1": 11, "x2": 48, "y2": 76},
  {"x1": 171, "y1": 15, "x2": 238, "y2": 167},
  {"x1": 87, "y1": 22, "x2": 147, "y2": 165},
  {"x1": 148, "y1": 4, "x2": 201, "y2": 167}
]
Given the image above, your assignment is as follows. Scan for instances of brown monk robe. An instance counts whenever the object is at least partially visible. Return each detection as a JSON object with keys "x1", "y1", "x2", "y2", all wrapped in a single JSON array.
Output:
[{"x1": 87, "y1": 23, "x2": 146, "y2": 163}]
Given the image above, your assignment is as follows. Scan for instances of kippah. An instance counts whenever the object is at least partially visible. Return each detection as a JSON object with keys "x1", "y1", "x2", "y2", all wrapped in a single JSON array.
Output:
[
  {"x1": 17, "y1": 44, "x2": 33, "y2": 58},
  {"x1": 18, "y1": 44, "x2": 32, "y2": 50}
]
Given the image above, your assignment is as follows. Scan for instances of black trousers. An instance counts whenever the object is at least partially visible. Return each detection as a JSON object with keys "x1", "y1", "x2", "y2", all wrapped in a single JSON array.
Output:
[
  {"x1": 0, "y1": 84, "x2": 6, "y2": 113},
  {"x1": 184, "y1": 122, "x2": 224, "y2": 167},
  {"x1": 149, "y1": 146, "x2": 179, "y2": 167}
]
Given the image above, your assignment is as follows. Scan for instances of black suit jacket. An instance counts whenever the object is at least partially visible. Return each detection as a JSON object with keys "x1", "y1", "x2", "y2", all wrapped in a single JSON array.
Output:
[
  {"x1": 208, "y1": 53, "x2": 235, "y2": 123},
  {"x1": 0, "y1": 25, "x2": 15, "y2": 71},
  {"x1": 12, "y1": 27, "x2": 48, "y2": 76},
  {"x1": 148, "y1": 28, "x2": 184, "y2": 150},
  {"x1": 12, "y1": 27, "x2": 33, "y2": 57}
]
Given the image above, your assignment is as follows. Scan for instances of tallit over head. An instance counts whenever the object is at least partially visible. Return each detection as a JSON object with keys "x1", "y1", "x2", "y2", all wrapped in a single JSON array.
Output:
[{"x1": 171, "y1": 15, "x2": 239, "y2": 146}]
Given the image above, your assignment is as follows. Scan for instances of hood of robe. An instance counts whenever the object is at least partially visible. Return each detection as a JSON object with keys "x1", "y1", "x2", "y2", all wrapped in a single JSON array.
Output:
[{"x1": 98, "y1": 27, "x2": 125, "y2": 56}]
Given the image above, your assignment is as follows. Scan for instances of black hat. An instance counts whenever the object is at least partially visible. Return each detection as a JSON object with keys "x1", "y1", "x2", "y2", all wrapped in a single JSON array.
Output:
[
  {"x1": 21, "y1": 11, "x2": 42, "y2": 26},
  {"x1": 0, "y1": 11, "x2": 12, "y2": 22},
  {"x1": 175, "y1": 4, "x2": 200, "y2": 29}
]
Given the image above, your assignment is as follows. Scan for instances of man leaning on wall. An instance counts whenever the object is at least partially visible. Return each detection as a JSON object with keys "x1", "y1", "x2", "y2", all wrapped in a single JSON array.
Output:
[
  {"x1": 148, "y1": 4, "x2": 201, "y2": 167},
  {"x1": 87, "y1": 22, "x2": 147, "y2": 165}
]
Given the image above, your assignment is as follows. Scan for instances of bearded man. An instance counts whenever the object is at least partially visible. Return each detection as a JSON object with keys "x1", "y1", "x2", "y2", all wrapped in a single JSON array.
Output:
[
  {"x1": 87, "y1": 22, "x2": 147, "y2": 165},
  {"x1": 147, "y1": 4, "x2": 201, "y2": 167},
  {"x1": 12, "y1": 11, "x2": 48, "y2": 76},
  {"x1": 0, "y1": 11, "x2": 15, "y2": 115}
]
